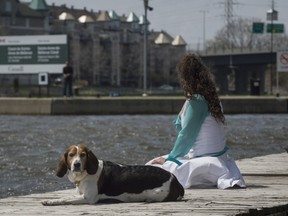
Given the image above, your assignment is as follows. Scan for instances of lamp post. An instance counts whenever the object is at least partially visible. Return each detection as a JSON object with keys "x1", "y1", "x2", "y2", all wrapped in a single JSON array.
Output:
[
  {"x1": 143, "y1": 0, "x2": 153, "y2": 92},
  {"x1": 266, "y1": 0, "x2": 278, "y2": 95},
  {"x1": 199, "y1": 10, "x2": 208, "y2": 51}
]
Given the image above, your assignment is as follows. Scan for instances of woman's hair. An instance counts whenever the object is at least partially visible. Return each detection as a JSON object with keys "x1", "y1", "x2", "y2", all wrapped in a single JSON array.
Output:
[{"x1": 177, "y1": 53, "x2": 225, "y2": 124}]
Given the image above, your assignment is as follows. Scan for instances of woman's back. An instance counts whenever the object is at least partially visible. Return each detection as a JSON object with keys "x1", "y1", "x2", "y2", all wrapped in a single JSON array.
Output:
[{"x1": 189, "y1": 115, "x2": 226, "y2": 158}]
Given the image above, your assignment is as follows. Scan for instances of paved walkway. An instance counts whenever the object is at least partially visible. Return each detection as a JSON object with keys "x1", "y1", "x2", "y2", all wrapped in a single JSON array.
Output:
[{"x1": 0, "y1": 153, "x2": 287, "y2": 216}]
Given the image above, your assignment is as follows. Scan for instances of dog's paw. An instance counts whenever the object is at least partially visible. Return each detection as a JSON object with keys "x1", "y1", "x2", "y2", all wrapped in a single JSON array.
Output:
[
  {"x1": 41, "y1": 199, "x2": 53, "y2": 206},
  {"x1": 41, "y1": 199, "x2": 65, "y2": 206}
]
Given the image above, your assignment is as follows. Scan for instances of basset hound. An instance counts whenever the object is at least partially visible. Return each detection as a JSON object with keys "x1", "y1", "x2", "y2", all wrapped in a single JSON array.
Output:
[{"x1": 42, "y1": 144, "x2": 184, "y2": 205}]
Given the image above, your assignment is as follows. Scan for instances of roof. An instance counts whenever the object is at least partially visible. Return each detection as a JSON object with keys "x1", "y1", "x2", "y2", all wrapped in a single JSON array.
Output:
[
  {"x1": 154, "y1": 32, "x2": 173, "y2": 45},
  {"x1": 119, "y1": 14, "x2": 127, "y2": 22},
  {"x1": 29, "y1": 0, "x2": 48, "y2": 10},
  {"x1": 17, "y1": 2, "x2": 44, "y2": 17},
  {"x1": 139, "y1": 15, "x2": 150, "y2": 25},
  {"x1": 109, "y1": 10, "x2": 119, "y2": 20},
  {"x1": 59, "y1": 12, "x2": 75, "y2": 21},
  {"x1": 78, "y1": 15, "x2": 94, "y2": 23},
  {"x1": 97, "y1": 10, "x2": 110, "y2": 22},
  {"x1": 48, "y1": 4, "x2": 98, "y2": 23},
  {"x1": 126, "y1": 12, "x2": 139, "y2": 22},
  {"x1": 172, "y1": 35, "x2": 186, "y2": 46}
]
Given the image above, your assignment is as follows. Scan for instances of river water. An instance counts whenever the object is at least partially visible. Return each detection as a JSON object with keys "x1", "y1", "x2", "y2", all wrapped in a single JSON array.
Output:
[{"x1": 1, "y1": 114, "x2": 287, "y2": 198}]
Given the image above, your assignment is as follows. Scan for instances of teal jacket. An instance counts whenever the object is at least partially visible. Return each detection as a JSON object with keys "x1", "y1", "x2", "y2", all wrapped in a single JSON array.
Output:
[{"x1": 166, "y1": 95, "x2": 227, "y2": 165}]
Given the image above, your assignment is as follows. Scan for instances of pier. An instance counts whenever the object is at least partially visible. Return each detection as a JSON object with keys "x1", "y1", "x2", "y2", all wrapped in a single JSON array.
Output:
[{"x1": 0, "y1": 152, "x2": 287, "y2": 215}]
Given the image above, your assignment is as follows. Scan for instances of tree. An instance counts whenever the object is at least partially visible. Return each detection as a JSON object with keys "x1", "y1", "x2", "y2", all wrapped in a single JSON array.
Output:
[
  {"x1": 205, "y1": 17, "x2": 288, "y2": 94},
  {"x1": 121, "y1": 43, "x2": 141, "y2": 87},
  {"x1": 205, "y1": 17, "x2": 288, "y2": 52}
]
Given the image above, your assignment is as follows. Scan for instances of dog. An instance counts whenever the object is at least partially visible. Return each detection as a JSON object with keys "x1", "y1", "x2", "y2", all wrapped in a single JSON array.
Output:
[{"x1": 42, "y1": 144, "x2": 184, "y2": 205}]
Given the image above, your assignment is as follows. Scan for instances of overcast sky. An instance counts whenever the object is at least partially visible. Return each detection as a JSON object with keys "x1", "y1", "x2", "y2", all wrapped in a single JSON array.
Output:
[{"x1": 44, "y1": 0, "x2": 288, "y2": 49}]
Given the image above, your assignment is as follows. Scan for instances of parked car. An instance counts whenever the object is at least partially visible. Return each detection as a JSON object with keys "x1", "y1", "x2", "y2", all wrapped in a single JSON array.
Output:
[
  {"x1": 158, "y1": 84, "x2": 173, "y2": 90},
  {"x1": 54, "y1": 77, "x2": 62, "y2": 85}
]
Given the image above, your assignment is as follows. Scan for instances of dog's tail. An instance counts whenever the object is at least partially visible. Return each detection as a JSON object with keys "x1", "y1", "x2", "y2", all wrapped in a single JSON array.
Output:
[{"x1": 164, "y1": 174, "x2": 185, "y2": 202}]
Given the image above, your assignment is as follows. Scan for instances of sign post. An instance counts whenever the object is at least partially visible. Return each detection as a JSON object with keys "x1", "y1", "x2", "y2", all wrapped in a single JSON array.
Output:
[
  {"x1": 38, "y1": 72, "x2": 48, "y2": 85},
  {"x1": 266, "y1": 23, "x2": 285, "y2": 33},
  {"x1": 38, "y1": 72, "x2": 49, "y2": 97},
  {"x1": 252, "y1": 22, "x2": 264, "y2": 33},
  {"x1": 277, "y1": 50, "x2": 288, "y2": 72},
  {"x1": 276, "y1": 50, "x2": 288, "y2": 96}
]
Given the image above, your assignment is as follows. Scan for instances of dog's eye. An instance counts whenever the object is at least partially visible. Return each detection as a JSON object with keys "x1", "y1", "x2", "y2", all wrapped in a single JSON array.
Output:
[
  {"x1": 80, "y1": 152, "x2": 86, "y2": 158},
  {"x1": 68, "y1": 153, "x2": 75, "y2": 157}
]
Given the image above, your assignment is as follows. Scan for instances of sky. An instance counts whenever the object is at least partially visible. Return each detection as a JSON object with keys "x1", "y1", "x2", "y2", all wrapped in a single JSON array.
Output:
[{"x1": 44, "y1": 0, "x2": 288, "y2": 50}]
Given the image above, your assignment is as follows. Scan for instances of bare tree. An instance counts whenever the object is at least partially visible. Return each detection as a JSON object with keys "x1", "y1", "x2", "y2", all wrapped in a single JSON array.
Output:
[
  {"x1": 205, "y1": 17, "x2": 288, "y2": 94},
  {"x1": 121, "y1": 43, "x2": 141, "y2": 87},
  {"x1": 206, "y1": 18, "x2": 288, "y2": 52}
]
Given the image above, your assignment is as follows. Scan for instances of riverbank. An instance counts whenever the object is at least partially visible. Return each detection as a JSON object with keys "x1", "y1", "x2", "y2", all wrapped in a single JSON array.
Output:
[
  {"x1": 0, "y1": 96, "x2": 287, "y2": 115},
  {"x1": 0, "y1": 152, "x2": 287, "y2": 215}
]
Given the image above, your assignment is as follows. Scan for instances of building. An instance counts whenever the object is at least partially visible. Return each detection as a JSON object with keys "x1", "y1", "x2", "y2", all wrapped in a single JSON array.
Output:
[{"x1": 0, "y1": 0, "x2": 186, "y2": 88}]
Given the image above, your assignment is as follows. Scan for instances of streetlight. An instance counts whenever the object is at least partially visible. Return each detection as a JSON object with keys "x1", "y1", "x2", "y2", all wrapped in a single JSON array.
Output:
[
  {"x1": 199, "y1": 10, "x2": 208, "y2": 51},
  {"x1": 266, "y1": 0, "x2": 278, "y2": 95},
  {"x1": 143, "y1": 0, "x2": 153, "y2": 92}
]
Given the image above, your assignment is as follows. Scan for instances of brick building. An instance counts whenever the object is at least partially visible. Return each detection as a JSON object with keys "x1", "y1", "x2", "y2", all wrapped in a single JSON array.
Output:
[{"x1": 0, "y1": 0, "x2": 186, "y2": 88}]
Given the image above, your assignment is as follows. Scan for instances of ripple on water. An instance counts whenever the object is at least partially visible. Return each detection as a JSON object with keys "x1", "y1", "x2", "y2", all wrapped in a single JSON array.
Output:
[{"x1": 0, "y1": 114, "x2": 287, "y2": 198}]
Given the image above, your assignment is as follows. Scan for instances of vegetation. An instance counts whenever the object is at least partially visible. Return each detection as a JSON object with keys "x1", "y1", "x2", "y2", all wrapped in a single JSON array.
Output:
[
  {"x1": 203, "y1": 18, "x2": 288, "y2": 95},
  {"x1": 205, "y1": 17, "x2": 288, "y2": 52}
]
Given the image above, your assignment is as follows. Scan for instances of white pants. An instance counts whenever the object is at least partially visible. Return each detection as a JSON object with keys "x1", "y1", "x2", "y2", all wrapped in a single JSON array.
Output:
[{"x1": 146, "y1": 154, "x2": 246, "y2": 189}]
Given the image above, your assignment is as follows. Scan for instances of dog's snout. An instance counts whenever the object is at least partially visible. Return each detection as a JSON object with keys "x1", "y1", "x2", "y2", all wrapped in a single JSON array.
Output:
[{"x1": 74, "y1": 162, "x2": 81, "y2": 169}]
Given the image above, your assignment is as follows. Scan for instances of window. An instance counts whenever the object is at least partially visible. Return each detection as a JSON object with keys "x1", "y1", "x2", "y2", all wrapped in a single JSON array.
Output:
[{"x1": 5, "y1": 1, "x2": 12, "y2": 12}]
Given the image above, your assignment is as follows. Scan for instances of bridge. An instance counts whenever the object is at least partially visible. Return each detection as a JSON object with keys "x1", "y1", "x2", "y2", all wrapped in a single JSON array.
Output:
[{"x1": 199, "y1": 48, "x2": 276, "y2": 95}]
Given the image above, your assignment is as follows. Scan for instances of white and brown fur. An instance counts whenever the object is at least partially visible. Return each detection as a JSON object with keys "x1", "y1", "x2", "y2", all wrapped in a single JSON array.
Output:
[{"x1": 42, "y1": 144, "x2": 184, "y2": 205}]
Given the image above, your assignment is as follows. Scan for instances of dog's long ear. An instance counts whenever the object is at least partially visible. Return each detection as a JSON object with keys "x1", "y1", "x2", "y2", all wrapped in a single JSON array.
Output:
[
  {"x1": 86, "y1": 150, "x2": 98, "y2": 175},
  {"x1": 55, "y1": 153, "x2": 68, "y2": 177}
]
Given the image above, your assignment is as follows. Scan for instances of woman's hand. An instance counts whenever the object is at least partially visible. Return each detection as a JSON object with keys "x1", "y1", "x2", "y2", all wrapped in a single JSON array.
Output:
[{"x1": 151, "y1": 157, "x2": 165, "y2": 165}]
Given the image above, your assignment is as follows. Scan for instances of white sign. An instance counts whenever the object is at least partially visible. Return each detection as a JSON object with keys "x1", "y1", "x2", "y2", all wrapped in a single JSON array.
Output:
[
  {"x1": 38, "y1": 72, "x2": 48, "y2": 85},
  {"x1": 0, "y1": 35, "x2": 67, "y2": 74},
  {"x1": 277, "y1": 50, "x2": 288, "y2": 72}
]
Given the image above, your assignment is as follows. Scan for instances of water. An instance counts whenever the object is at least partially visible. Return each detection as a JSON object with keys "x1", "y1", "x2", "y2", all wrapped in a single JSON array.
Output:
[{"x1": 0, "y1": 114, "x2": 287, "y2": 199}]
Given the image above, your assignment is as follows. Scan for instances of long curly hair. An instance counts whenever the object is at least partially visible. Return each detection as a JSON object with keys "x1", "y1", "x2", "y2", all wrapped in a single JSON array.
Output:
[{"x1": 177, "y1": 53, "x2": 225, "y2": 124}]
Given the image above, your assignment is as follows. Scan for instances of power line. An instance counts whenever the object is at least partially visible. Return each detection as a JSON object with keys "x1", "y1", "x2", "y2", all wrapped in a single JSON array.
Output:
[{"x1": 218, "y1": 0, "x2": 240, "y2": 48}]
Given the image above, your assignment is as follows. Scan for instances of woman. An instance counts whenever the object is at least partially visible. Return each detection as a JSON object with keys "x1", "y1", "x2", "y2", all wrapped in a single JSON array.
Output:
[{"x1": 146, "y1": 54, "x2": 246, "y2": 189}]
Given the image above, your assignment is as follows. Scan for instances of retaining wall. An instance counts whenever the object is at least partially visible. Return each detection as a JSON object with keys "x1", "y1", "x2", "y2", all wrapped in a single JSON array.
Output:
[{"x1": 0, "y1": 96, "x2": 287, "y2": 115}]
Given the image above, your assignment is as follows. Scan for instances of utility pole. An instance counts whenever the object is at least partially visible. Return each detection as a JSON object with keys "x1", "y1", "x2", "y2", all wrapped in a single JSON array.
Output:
[
  {"x1": 221, "y1": 0, "x2": 238, "y2": 93},
  {"x1": 271, "y1": 0, "x2": 275, "y2": 95},
  {"x1": 219, "y1": 0, "x2": 239, "y2": 48},
  {"x1": 266, "y1": 0, "x2": 278, "y2": 95},
  {"x1": 225, "y1": 0, "x2": 234, "y2": 52},
  {"x1": 143, "y1": 0, "x2": 153, "y2": 92}
]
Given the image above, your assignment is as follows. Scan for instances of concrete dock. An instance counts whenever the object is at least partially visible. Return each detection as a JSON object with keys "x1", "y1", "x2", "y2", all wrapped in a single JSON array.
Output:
[
  {"x1": 0, "y1": 96, "x2": 287, "y2": 115},
  {"x1": 0, "y1": 153, "x2": 287, "y2": 216}
]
